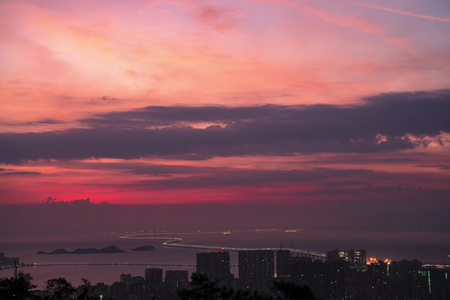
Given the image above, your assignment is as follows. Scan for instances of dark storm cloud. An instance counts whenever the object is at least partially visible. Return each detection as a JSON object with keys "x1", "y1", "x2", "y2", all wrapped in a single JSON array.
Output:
[
  {"x1": 324, "y1": 180, "x2": 364, "y2": 187},
  {"x1": 22, "y1": 119, "x2": 65, "y2": 126},
  {"x1": 74, "y1": 161, "x2": 207, "y2": 176},
  {"x1": 129, "y1": 168, "x2": 373, "y2": 189},
  {"x1": 0, "y1": 171, "x2": 42, "y2": 176},
  {"x1": 2, "y1": 118, "x2": 65, "y2": 127},
  {"x1": 306, "y1": 183, "x2": 423, "y2": 196},
  {"x1": 67, "y1": 160, "x2": 376, "y2": 190},
  {"x1": 0, "y1": 168, "x2": 41, "y2": 175},
  {"x1": 82, "y1": 89, "x2": 450, "y2": 134},
  {"x1": 0, "y1": 90, "x2": 449, "y2": 163},
  {"x1": 415, "y1": 164, "x2": 450, "y2": 171},
  {"x1": 80, "y1": 105, "x2": 284, "y2": 128}
]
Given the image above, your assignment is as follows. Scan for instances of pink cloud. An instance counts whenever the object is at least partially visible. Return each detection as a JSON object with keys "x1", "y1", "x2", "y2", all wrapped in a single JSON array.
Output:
[
  {"x1": 194, "y1": 5, "x2": 241, "y2": 32},
  {"x1": 346, "y1": 1, "x2": 450, "y2": 23},
  {"x1": 300, "y1": 4, "x2": 384, "y2": 35},
  {"x1": 1, "y1": 0, "x2": 449, "y2": 132}
]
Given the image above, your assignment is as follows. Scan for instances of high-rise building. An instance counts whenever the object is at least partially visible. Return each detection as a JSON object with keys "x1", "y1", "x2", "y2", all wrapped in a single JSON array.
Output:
[
  {"x1": 239, "y1": 250, "x2": 274, "y2": 282},
  {"x1": 418, "y1": 266, "x2": 450, "y2": 299},
  {"x1": 389, "y1": 259, "x2": 422, "y2": 299},
  {"x1": 119, "y1": 273, "x2": 131, "y2": 284},
  {"x1": 276, "y1": 250, "x2": 292, "y2": 278},
  {"x1": 291, "y1": 256, "x2": 313, "y2": 285},
  {"x1": 145, "y1": 268, "x2": 163, "y2": 285},
  {"x1": 367, "y1": 260, "x2": 389, "y2": 299},
  {"x1": 165, "y1": 270, "x2": 189, "y2": 288},
  {"x1": 325, "y1": 261, "x2": 347, "y2": 299},
  {"x1": 196, "y1": 252, "x2": 233, "y2": 281},
  {"x1": 0, "y1": 253, "x2": 19, "y2": 268},
  {"x1": 327, "y1": 249, "x2": 351, "y2": 263},
  {"x1": 327, "y1": 249, "x2": 366, "y2": 267},
  {"x1": 352, "y1": 249, "x2": 367, "y2": 267},
  {"x1": 164, "y1": 270, "x2": 189, "y2": 299}
]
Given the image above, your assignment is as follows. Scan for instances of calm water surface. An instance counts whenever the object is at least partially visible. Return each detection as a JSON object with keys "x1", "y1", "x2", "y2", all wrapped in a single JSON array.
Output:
[{"x1": 1, "y1": 230, "x2": 449, "y2": 289}]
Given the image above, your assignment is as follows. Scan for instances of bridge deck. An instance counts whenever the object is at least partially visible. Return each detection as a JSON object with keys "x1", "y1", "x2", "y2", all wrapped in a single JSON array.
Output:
[{"x1": 121, "y1": 234, "x2": 327, "y2": 259}]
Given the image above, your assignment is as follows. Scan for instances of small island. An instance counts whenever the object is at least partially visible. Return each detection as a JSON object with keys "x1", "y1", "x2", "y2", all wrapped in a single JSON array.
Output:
[
  {"x1": 36, "y1": 248, "x2": 70, "y2": 255},
  {"x1": 132, "y1": 245, "x2": 155, "y2": 251},
  {"x1": 36, "y1": 245, "x2": 125, "y2": 254}
]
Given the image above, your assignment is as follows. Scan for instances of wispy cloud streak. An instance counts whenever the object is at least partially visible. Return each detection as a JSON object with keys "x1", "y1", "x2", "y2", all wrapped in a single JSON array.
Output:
[{"x1": 346, "y1": 1, "x2": 450, "y2": 23}]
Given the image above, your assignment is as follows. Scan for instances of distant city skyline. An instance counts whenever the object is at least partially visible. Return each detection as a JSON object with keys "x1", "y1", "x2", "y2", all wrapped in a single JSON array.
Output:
[{"x1": 2, "y1": 248, "x2": 449, "y2": 299}]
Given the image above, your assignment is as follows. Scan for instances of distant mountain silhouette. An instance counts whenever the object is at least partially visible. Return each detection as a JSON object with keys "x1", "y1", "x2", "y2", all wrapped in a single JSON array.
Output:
[
  {"x1": 35, "y1": 248, "x2": 71, "y2": 254},
  {"x1": 35, "y1": 245, "x2": 125, "y2": 254},
  {"x1": 132, "y1": 245, "x2": 155, "y2": 251}
]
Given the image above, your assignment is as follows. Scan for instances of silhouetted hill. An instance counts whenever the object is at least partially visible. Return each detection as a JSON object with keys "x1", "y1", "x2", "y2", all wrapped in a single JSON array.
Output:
[
  {"x1": 35, "y1": 248, "x2": 71, "y2": 255},
  {"x1": 36, "y1": 245, "x2": 125, "y2": 254},
  {"x1": 132, "y1": 245, "x2": 155, "y2": 251}
]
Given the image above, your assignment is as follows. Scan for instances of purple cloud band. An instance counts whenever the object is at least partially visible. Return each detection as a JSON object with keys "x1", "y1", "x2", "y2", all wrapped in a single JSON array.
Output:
[{"x1": 1, "y1": 90, "x2": 449, "y2": 163}]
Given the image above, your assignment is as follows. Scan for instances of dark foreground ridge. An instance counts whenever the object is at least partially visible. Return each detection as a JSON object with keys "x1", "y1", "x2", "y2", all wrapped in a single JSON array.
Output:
[{"x1": 35, "y1": 245, "x2": 125, "y2": 255}]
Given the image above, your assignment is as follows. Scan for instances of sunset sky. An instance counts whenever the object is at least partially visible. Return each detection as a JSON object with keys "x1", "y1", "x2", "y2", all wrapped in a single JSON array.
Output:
[{"x1": 0, "y1": 0, "x2": 449, "y2": 223}]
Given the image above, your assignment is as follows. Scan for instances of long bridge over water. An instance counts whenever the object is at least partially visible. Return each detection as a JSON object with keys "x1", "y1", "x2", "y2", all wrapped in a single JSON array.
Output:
[
  {"x1": 18, "y1": 262, "x2": 198, "y2": 268},
  {"x1": 120, "y1": 233, "x2": 327, "y2": 260},
  {"x1": 1, "y1": 232, "x2": 327, "y2": 271}
]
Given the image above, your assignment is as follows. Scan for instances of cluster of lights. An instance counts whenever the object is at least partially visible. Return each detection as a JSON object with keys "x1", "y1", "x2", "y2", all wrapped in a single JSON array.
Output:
[
  {"x1": 367, "y1": 258, "x2": 392, "y2": 265},
  {"x1": 367, "y1": 257, "x2": 377, "y2": 264}
]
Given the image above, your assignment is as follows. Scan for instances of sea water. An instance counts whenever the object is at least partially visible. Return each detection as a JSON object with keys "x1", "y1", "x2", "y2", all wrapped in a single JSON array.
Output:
[{"x1": 1, "y1": 230, "x2": 449, "y2": 289}]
